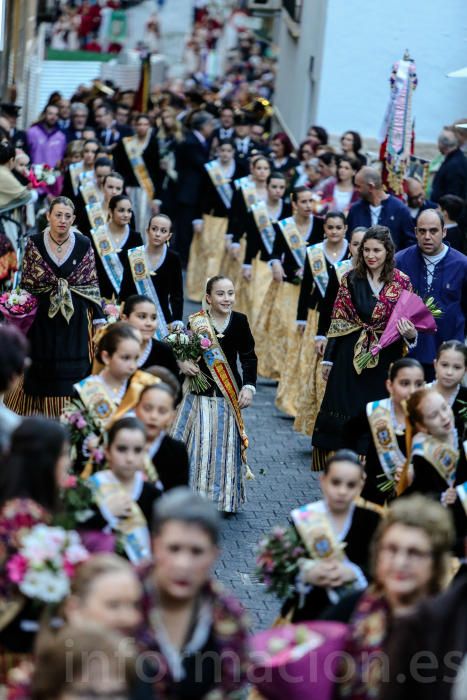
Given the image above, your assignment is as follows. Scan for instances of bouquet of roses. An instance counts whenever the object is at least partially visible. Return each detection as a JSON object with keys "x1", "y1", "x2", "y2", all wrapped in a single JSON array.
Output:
[
  {"x1": 0, "y1": 287, "x2": 38, "y2": 335},
  {"x1": 165, "y1": 328, "x2": 213, "y2": 394},
  {"x1": 55, "y1": 475, "x2": 95, "y2": 530},
  {"x1": 255, "y1": 525, "x2": 307, "y2": 600},
  {"x1": 102, "y1": 302, "x2": 120, "y2": 324},
  {"x1": 32, "y1": 164, "x2": 60, "y2": 186},
  {"x1": 356, "y1": 290, "x2": 440, "y2": 371},
  {"x1": 250, "y1": 621, "x2": 348, "y2": 700},
  {"x1": 6, "y1": 524, "x2": 88, "y2": 604},
  {"x1": 61, "y1": 400, "x2": 105, "y2": 471}
]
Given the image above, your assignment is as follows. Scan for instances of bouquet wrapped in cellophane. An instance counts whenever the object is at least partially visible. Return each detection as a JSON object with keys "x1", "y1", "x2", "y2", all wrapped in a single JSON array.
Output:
[
  {"x1": 357, "y1": 290, "x2": 440, "y2": 371},
  {"x1": 165, "y1": 328, "x2": 213, "y2": 394}
]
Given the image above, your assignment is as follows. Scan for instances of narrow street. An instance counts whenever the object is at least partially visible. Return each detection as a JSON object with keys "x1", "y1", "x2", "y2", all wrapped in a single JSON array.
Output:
[{"x1": 182, "y1": 296, "x2": 320, "y2": 628}]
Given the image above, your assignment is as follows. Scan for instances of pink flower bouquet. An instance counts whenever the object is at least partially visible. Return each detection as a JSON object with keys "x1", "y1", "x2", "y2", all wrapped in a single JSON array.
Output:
[
  {"x1": 6, "y1": 524, "x2": 88, "y2": 604},
  {"x1": 357, "y1": 290, "x2": 439, "y2": 370},
  {"x1": 249, "y1": 621, "x2": 348, "y2": 700},
  {"x1": 0, "y1": 288, "x2": 38, "y2": 336}
]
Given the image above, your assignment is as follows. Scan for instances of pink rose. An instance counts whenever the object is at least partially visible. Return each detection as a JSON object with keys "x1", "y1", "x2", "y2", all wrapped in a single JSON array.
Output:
[
  {"x1": 63, "y1": 558, "x2": 75, "y2": 578},
  {"x1": 7, "y1": 554, "x2": 28, "y2": 583},
  {"x1": 200, "y1": 337, "x2": 212, "y2": 349},
  {"x1": 63, "y1": 475, "x2": 77, "y2": 489}
]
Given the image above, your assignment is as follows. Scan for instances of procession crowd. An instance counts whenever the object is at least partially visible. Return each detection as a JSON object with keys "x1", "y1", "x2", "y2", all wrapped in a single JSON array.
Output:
[{"x1": 0, "y1": 5, "x2": 466, "y2": 700}]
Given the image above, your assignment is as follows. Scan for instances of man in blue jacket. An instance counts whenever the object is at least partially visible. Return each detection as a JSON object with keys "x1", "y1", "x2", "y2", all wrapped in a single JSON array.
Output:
[
  {"x1": 396, "y1": 208, "x2": 467, "y2": 380},
  {"x1": 348, "y1": 166, "x2": 415, "y2": 250}
]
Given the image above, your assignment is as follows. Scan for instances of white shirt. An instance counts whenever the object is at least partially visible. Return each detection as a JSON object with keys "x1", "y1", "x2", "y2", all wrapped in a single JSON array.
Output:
[
  {"x1": 422, "y1": 244, "x2": 449, "y2": 288},
  {"x1": 369, "y1": 204, "x2": 382, "y2": 226}
]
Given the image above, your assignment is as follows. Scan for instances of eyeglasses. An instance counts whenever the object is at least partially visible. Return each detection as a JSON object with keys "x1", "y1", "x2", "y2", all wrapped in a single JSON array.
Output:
[{"x1": 380, "y1": 543, "x2": 433, "y2": 562}]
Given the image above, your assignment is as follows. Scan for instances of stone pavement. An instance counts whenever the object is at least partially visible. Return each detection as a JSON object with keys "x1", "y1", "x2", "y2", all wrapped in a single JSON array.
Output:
[
  {"x1": 214, "y1": 378, "x2": 321, "y2": 630},
  {"x1": 184, "y1": 294, "x2": 321, "y2": 630}
]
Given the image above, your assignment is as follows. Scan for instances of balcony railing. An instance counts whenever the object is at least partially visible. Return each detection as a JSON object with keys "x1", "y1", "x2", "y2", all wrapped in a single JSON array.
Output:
[{"x1": 282, "y1": 0, "x2": 303, "y2": 23}]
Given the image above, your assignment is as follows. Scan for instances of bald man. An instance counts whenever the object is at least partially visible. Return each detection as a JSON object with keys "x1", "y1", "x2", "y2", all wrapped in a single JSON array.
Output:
[
  {"x1": 347, "y1": 166, "x2": 415, "y2": 250},
  {"x1": 396, "y1": 208, "x2": 467, "y2": 379},
  {"x1": 406, "y1": 177, "x2": 436, "y2": 223}
]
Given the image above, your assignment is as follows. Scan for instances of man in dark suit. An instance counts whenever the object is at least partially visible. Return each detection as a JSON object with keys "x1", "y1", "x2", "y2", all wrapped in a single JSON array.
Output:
[
  {"x1": 63, "y1": 102, "x2": 89, "y2": 142},
  {"x1": 173, "y1": 111, "x2": 214, "y2": 267},
  {"x1": 431, "y1": 126, "x2": 467, "y2": 202},
  {"x1": 95, "y1": 103, "x2": 133, "y2": 150},
  {"x1": 233, "y1": 111, "x2": 257, "y2": 169},
  {"x1": 210, "y1": 105, "x2": 235, "y2": 153}
]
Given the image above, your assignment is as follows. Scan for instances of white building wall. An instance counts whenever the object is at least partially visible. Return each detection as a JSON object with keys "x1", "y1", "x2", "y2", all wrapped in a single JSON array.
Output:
[
  {"x1": 274, "y1": 1, "x2": 328, "y2": 144},
  {"x1": 316, "y1": 0, "x2": 467, "y2": 143}
]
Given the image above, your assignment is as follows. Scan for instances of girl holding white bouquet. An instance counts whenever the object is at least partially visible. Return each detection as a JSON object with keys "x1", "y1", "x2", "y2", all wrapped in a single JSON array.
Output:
[{"x1": 171, "y1": 276, "x2": 257, "y2": 513}]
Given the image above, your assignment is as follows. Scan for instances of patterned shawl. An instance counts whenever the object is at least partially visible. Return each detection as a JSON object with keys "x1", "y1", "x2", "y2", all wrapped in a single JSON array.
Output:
[
  {"x1": 338, "y1": 587, "x2": 391, "y2": 699},
  {"x1": 328, "y1": 268, "x2": 412, "y2": 372},
  {"x1": 21, "y1": 237, "x2": 101, "y2": 323}
]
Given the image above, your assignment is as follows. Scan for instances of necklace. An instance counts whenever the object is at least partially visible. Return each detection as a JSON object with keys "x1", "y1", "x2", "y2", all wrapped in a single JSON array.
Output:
[
  {"x1": 431, "y1": 380, "x2": 459, "y2": 407},
  {"x1": 208, "y1": 311, "x2": 231, "y2": 338},
  {"x1": 390, "y1": 399, "x2": 405, "y2": 434},
  {"x1": 99, "y1": 374, "x2": 127, "y2": 402},
  {"x1": 49, "y1": 231, "x2": 70, "y2": 253}
]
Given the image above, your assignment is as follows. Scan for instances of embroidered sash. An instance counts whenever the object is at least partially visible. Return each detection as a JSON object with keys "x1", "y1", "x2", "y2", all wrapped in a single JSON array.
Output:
[
  {"x1": 251, "y1": 201, "x2": 276, "y2": 256},
  {"x1": 123, "y1": 135, "x2": 155, "y2": 201},
  {"x1": 291, "y1": 502, "x2": 345, "y2": 561},
  {"x1": 235, "y1": 176, "x2": 257, "y2": 210},
  {"x1": 367, "y1": 398, "x2": 406, "y2": 479},
  {"x1": 205, "y1": 160, "x2": 233, "y2": 209},
  {"x1": 278, "y1": 217, "x2": 307, "y2": 268},
  {"x1": 306, "y1": 242, "x2": 329, "y2": 298},
  {"x1": 74, "y1": 375, "x2": 119, "y2": 430},
  {"x1": 69, "y1": 161, "x2": 84, "y2": 196},
  {"x1": 411, "y1": 432, "x2": 458, "y2": 486},
  {"x1": 88, "y1": 471, "x2": 151, "y2": 564},
  {"x1": 86, "y1": 201, "x2": 124, "y2": 295},
  {"x1": 80, "y1": 178, "x2": 101, "y2": 207},
  {"x1": 291, "y1": 501, "x2": 360, "y2": 604},
  {"x1": 335, "y1": 258, "x2": 353, "y2": 284},
  {"x1": 189, "y1": 310, "x2": 249, "y2": 463},
  {"x1": 127, "y1": 246, "x2": 168, "y2": 341}
]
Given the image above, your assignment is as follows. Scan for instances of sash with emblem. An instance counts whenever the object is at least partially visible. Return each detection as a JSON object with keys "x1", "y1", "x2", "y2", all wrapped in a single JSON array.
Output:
[
  {"x1": 189, "y1": 310, "x2": 249, "y2": 465},
  {"x1": 85, "y1": 201, "x2": 124, "y2": 295},
  {"x1": 69, "y1": 161, "x2": 84, "y2": 196},
  {"x1": 251, "y1": 200, "x2": 277, "y2": 256},
  {"x1": 335, "y1": 258, "x2": 353, "y2": 284},
  {"x1": 122, "y1": 135, "x2": 155, "y2": 201},
  {"x1": 411, "y1": 432, "x2": 458, "y2": 486},
  {"x1": 73, "y1": 375, "x2": 119, "y2": 431},
  {"x1": 306, "y1": 242, "x2": 329, "y2": 298},
  {"x1": 235, "y1": 176, "x2": 257, "y2": 211},
  {"x1": 127, "y1": 246, "x2": 168, "y2": 340},
  {"x1": 278, "y1": 216, "x2": 307, "y2": 268},
  {"x1": 88, "y1": 470, "x2": 151, "y2": 564},
  {"x1": 205, "y1": 160, "x2": 234, "y2": 209},
  {"x1": 367, "y1": 398, "x2": 406, "y2": 481},
  {"x1": 291, "y1": 500, "x2": 362, "y2": 603}
]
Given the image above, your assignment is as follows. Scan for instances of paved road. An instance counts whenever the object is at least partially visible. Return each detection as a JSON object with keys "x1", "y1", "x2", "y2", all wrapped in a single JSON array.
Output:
[{"x1": 185, "y1": 301, "x2": 321, "y2": 630}]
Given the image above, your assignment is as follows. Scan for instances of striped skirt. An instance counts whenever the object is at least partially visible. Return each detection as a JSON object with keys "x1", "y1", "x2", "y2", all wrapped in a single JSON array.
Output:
[
  {"x1": 4, "y1": 376, "x2": 69, "y2": 418},
  {"x1": 171, "y1": 393, "x2": 245, "y2": 512}
]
